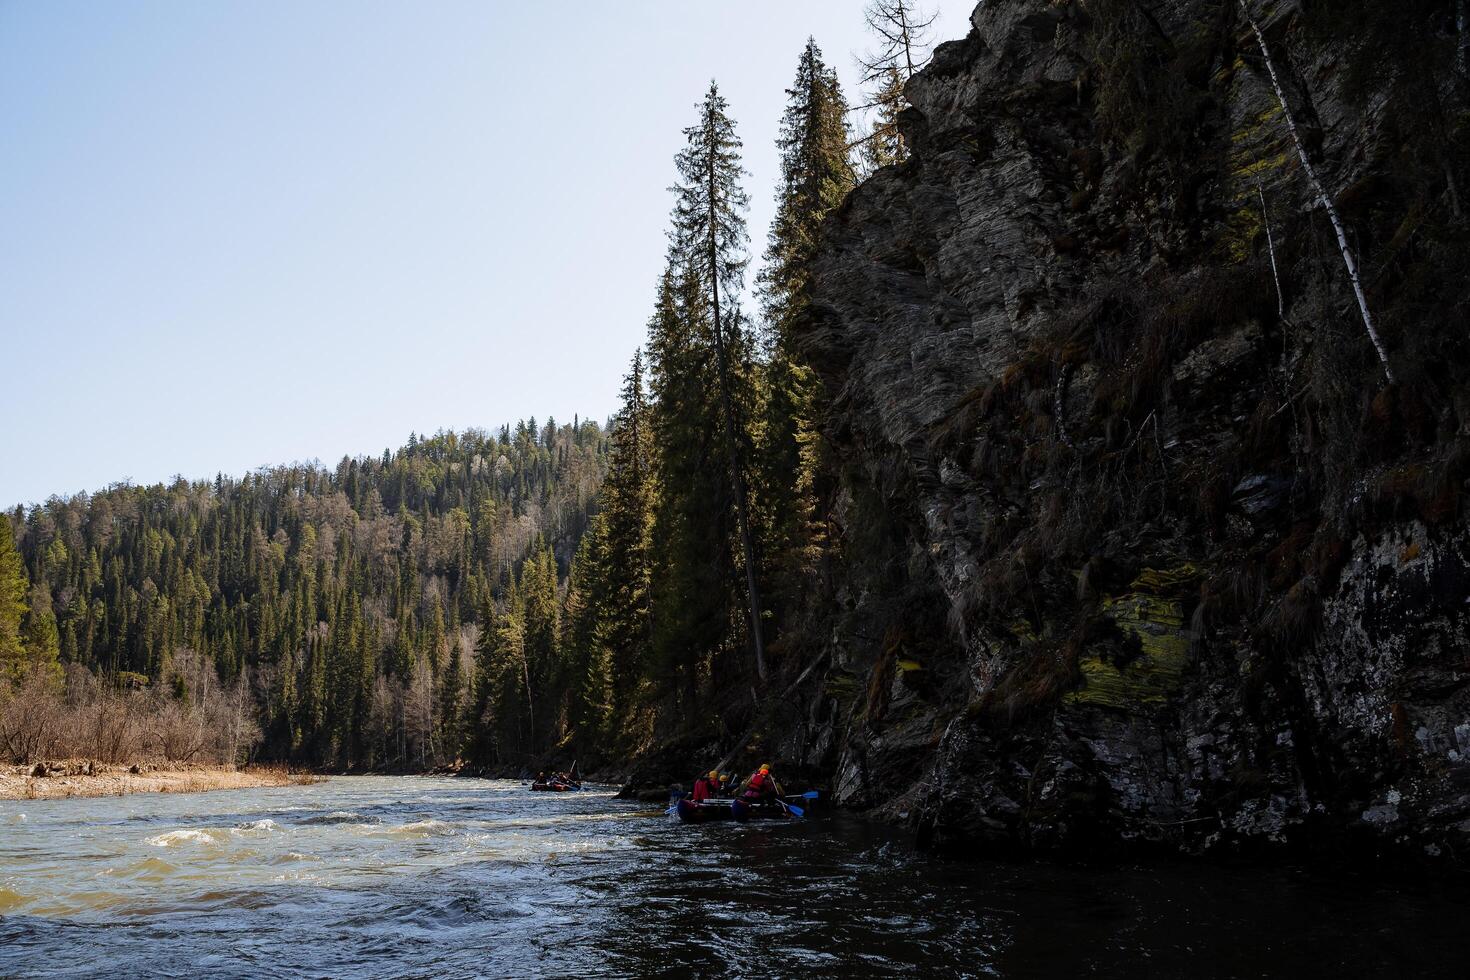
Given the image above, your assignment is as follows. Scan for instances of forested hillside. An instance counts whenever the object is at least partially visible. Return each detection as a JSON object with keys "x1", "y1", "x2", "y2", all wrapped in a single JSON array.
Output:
[
  {"x1": 2, "y1": 421, "x2": 607, "y2": 768},
  {"x1": 0, "y1": 27, "x2": 876, "y2": 775}
]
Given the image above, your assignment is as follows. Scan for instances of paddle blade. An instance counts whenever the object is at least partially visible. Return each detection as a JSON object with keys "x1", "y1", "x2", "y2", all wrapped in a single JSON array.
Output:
[
  {"x1": 801, "y1": 791, "x2": 819, "y2": 799},
  {"x1": 785, "y1": 803, "x2": 805, "y2": 817}
]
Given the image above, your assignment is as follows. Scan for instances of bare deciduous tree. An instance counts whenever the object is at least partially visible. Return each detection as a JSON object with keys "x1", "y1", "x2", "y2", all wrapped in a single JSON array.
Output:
[
  {"x1": 858, "y1": 0, "x2": 937, "y2": 83},
  {"x1": 1, "y1": 655, "x2": 264, "y2": 768},
  {"x1": 854, "y1": 0, "x2": 937, "y2": 171}
]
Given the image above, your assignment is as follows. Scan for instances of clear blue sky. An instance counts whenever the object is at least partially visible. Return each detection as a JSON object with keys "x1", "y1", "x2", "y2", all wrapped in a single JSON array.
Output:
[{"x1": 1, "y1": 0, "x2": 972, "y2": 507}]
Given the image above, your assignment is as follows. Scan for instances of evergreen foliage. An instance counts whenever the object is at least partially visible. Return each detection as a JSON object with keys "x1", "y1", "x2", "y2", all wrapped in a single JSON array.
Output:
[
  {"x1": 7, "y1": 424, "x2": 607, "y2": 768},
  {"x1": 757, "y1": 39, "x2": 854, "y2": 613},
  {"x1": 655, "y1": 82, "x2": 769, "y2": 692}
]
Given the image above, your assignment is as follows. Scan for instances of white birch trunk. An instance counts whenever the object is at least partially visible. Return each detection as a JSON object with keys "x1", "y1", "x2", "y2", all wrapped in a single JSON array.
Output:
[{"x1": 1242, "y1": 2, "x2": 1395, "y2": 383}]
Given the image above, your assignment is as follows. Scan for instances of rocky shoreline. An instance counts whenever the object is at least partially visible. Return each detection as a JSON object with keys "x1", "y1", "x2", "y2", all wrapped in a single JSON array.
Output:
[{"x1": 0, "y1": 761, "x2": 319, "y2": 801}]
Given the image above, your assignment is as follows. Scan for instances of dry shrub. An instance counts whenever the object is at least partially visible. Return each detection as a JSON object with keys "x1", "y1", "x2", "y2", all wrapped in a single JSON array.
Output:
[
  {"x1": 0, "y1": 652, "x2": 261, "y2": 767},
  {"x1": 0, "y1": 672, "x2": 65, "y2": 764}
]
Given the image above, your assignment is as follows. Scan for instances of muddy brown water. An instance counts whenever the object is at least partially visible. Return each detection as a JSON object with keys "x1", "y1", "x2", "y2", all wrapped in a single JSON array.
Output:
[{"x1": 1, "y1": 776, "x2": 1466, "y2": 977}]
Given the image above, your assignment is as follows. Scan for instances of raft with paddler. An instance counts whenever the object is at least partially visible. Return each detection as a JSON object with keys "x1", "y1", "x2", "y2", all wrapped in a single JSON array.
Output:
[{"x1": 668, "y1": 763, "x2": 818, "y2": 823}]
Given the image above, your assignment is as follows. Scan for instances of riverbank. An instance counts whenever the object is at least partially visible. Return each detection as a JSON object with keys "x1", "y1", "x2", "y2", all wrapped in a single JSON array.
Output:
[{"x1": 0, "y1": 761, "x2": 320, "y2": 800}]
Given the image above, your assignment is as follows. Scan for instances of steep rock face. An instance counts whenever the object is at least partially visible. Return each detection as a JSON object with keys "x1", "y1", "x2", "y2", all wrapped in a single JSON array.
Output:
[{"x1": 803, "y1": 0, "x2": 1470, "y2": 863}]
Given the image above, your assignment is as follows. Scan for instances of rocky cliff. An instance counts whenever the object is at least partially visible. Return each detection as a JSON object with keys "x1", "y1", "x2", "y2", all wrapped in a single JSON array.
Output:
[{"x1": 799, "y1": 0, "x2": 1470, "y2": 864}]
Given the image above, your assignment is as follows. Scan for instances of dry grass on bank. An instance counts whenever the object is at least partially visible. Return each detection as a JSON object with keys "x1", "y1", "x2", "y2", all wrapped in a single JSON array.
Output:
[{"x1": 0, "y1": 760, "x2": 323, "y2": 801}]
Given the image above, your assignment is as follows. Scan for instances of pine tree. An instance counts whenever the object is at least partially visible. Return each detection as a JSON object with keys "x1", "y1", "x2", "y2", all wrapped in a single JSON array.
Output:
[{"x1": 666, "y1": 81, "x2": 769, "y2": 682}]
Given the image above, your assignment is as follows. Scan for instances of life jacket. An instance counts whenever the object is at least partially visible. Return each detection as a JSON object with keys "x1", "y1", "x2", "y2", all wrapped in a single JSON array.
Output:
[
  {"x1": 746, "y1": 772, "x2": 773, "y2": 796},
  {"x1": 691, "y1": 777, "x2": 714, "y2": 802}
]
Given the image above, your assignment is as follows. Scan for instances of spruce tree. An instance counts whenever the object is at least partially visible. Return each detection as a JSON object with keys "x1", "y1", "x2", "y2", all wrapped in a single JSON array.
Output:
[
  {"x1": 757, "y1": 39, "x2": 854, "y2": 608},
  {"x1": 520, "y1": 543, "x2": 560, "y2": 747},
  {"x1": 438, "y1": 638, "x2": 464, "y2": 761},
  {"x1": 600, "y1": 352, "x2": 653, "y2": 699},
  {"x1": 562, "y1": 515, "x2": 612, "y2": 744},
  {"x1": 22, "y1": 582, "x2": 63, "y2": 687},
  {"x1": 666, "y1": 81, "x2": 769, "y2": 682}
]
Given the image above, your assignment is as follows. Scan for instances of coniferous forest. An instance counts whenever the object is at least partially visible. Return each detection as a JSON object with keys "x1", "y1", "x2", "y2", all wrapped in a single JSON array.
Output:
[{"x1": 1, "y1": 35, "x2": 872, "y2": 774}]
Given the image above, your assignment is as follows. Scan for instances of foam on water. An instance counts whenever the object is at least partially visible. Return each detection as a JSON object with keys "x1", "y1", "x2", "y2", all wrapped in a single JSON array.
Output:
[
  {"x1": 235, "y1": 818, "x2": 280, "y2": 834},
  {"x1": 147, "y1": 828, "x2": 219, "y2": 847}
]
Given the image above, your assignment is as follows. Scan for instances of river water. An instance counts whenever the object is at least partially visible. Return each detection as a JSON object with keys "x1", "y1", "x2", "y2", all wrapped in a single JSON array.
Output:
[{"x1": 1, "y1": 776, "x2": 1466, "y2": 978}]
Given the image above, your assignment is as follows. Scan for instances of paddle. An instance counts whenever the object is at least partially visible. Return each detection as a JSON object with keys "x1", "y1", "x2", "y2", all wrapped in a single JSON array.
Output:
[
  {"x1": 775, "y1": 797, "x2": 804, "y2": 818},
  {"x1": 773, "y1": 791, "x2": 818, "y2": 817}
]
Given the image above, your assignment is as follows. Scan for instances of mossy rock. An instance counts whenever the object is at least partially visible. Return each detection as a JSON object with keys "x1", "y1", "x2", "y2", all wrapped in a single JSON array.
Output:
[{"x1": 1066, "y1": 591, "x2": 1191, "y2": 710}]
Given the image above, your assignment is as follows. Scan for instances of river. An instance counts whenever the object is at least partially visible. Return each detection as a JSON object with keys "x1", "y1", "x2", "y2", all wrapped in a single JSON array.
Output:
[{"x1": 1, "y1": 776, "x2": 1466, "y2": 977}]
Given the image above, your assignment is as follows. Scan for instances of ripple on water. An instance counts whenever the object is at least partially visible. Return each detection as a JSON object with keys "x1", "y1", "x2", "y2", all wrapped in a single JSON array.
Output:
[
  {"x1": 371, "y1": 819, "x2": 459, "y2": 838},
  {"x1": 110, "y1": 856, "x2": 179, "y2": 881},
  {"x1": 297, "y1": 810, "x2": 379, "y2": 826}
]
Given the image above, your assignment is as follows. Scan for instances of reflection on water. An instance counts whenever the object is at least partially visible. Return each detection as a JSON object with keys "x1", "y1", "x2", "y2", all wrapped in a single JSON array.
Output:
[{"x1": 1, "y1": 776, "x2": 1467, "y2": 977}]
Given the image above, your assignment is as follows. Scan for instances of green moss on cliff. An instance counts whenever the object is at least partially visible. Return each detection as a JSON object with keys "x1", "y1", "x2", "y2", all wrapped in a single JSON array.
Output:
[{"x1": 1066, "y1": 569, "x2": 1193, "y2": 709}]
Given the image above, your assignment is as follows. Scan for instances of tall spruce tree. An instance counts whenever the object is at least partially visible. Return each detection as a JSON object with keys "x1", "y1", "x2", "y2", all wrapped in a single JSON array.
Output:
[
  {"x1": 600, "y1": 352, "x2": 653, "y2": 700},
  {"x1": 666, "y1": 81, "x2": 768, "y2": 682},
  {"x1": 757, "y1": 39, "x2": 854, "y2": 609}
]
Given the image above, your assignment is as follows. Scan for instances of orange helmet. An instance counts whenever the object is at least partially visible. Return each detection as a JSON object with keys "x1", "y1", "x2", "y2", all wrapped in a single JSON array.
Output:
[{"x1": 759, "y1": 764, "x2": 771, "y2": 773}]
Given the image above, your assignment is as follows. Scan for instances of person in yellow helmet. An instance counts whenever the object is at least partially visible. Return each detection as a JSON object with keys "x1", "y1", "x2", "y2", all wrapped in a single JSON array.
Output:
[
  {"x1": 740, "y1": 763, "x2": 781, "y2": 802},
  {"x1": 691, "y1": 769, "x2": 720, "y2": 803}
]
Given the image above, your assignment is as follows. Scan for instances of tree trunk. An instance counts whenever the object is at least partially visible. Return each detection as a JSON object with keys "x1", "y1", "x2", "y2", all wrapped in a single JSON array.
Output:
[{"x1": 1242, "y1": 2, "x2": 1395, "y2": 383}]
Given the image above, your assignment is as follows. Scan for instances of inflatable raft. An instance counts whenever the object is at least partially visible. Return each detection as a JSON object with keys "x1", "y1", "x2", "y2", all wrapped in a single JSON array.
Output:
[{"x1": 675, "y1": 797, "x2": 792, "y2": 823}]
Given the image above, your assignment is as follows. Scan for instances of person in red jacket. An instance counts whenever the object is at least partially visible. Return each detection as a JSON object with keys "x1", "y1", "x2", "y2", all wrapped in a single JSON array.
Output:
[
  {"x1": 690, "y1": 770, "x2": 720, "y2": 803},
  {"x1": 740, "y1": 764, "x2": 780, "y2": 802}
]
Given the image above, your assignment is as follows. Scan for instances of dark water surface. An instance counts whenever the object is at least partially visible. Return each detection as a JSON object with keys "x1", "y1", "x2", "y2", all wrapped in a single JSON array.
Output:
[{"x1": 1, "y1": 776, "x2": 1466, "y2": 977}]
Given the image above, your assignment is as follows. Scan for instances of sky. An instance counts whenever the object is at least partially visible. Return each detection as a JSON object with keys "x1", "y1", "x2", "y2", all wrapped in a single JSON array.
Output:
[{"x1": 0, "y1": 0, "x2": 973, "y2": 507}]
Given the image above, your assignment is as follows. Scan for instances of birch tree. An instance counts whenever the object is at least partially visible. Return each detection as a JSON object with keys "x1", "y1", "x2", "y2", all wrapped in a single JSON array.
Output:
[{"x1": 1241, "y1": 1, "x2": 1395, "y2": 382}]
